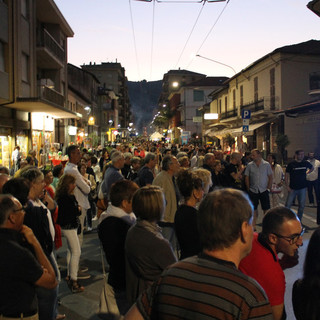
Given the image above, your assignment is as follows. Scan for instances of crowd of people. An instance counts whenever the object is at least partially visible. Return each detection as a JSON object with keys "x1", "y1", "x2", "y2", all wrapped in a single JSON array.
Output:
[{"x1": 0, "y1": 141, "x2": 320, "y2": 320}]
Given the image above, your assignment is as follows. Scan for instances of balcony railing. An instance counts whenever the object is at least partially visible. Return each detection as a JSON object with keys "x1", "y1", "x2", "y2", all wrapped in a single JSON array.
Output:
[
  {"x1": 220, "y1": 109, "x2": 237, "y2": 120},
  {"x1": 37, "y1": 28, "x2": 65, "y2": 63},
  {"x1": 38, "y1": 85, "x2": 64, "y2": 107},
  {"x1": 240, "y1": 96, "x2": 279, "y2": 112}
]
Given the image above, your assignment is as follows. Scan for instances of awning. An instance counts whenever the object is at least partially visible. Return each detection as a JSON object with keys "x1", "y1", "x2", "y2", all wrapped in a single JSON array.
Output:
[{"x1": 5, "y1": 100, "x2": 82, "y2": 119}]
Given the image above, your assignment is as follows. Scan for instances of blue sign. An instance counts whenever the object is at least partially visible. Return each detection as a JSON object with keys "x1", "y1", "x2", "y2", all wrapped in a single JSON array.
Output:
[
  {"x1": 242, "y1": 125, "x2": 249, "y2": 132},
  {"x1": 241, "y1": 110, "x2": 251, "y2": 119}
]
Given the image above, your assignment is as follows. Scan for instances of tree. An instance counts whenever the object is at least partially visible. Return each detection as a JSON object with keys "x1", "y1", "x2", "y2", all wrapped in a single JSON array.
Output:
[{"x1": 275, "y1": 134, "x2": 290, "y2": 164}]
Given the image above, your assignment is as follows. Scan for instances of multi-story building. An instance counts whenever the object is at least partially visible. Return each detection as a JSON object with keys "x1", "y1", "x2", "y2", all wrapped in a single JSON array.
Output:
[
  {"x1": 67, "y1": 64, "x2": 100, "y2": 147},
  {"x1": 208, "y1": 40, "x2": 320, "y2": 158},
  {"x1": 178, "y1": 76, "x2": 229, "y2": 138},
  {"x1": 81, "y1": 62, "x2": 132, "y2": 142},
  {"x1": 0, "y1": 0, "x2": 76, "y2": 166},
  {"x1": 158, "y1": 69, "x2": 206, "y2": 141}
]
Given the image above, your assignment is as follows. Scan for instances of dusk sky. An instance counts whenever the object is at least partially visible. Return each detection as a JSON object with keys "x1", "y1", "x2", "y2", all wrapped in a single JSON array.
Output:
[{"x1": 55, "y1": 0, "x2": 320, "y2": 82}]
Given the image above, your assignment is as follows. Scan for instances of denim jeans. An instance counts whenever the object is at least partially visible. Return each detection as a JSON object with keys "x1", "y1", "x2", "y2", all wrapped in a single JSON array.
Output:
[
  {"x1": 36, "y1": 253, "x2": 59, "y2": 320},
  {"x1": 62, "y1": 228, "x2": 81, "y2": 280},
  {"x1": 285, "y1": 187, "x2": 307, "y2": 220},
  {"x1": 307, "y1": 180, "x2": 319, "y2": 204}
]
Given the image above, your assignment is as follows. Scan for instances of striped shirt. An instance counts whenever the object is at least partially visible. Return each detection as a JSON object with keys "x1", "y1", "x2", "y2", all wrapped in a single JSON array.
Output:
[{"x1": 136, "y1": 253, "x2": 272, "y2": 320}]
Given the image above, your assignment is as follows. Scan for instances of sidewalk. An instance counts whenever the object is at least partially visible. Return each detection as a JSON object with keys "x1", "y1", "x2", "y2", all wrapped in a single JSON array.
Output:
[{"x1": 57, "y1": 221, "x2": 107, "y2": 320}]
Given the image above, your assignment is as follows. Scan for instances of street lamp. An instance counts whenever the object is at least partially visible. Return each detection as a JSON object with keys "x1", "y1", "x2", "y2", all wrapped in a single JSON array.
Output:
[{"x1": 196, "y1": 54, "x2": 237, "y2": 74}]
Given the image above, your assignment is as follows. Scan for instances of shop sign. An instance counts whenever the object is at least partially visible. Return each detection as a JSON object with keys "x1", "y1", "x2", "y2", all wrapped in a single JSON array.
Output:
[{"x1": 68, "y1": 126, "x2": 77, "y2": 136}]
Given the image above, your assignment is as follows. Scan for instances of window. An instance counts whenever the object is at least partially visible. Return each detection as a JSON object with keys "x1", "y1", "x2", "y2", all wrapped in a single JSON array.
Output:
[
  {"x1": 21, "y1": 53, "x2": 29, "y2": 82},
  {"x1": 240, "y1": 86, "x2": 243, "y2": 107},
  {"x1": 219, "y1": 99, "x2": 222, "y2": 114},
  {"x1": 254, "y1": 77, "x2": 258, "y2": 102},
  {"x1": 195, "y1": 109, "x2": 201, "y2": 117},
  {"x1": 310, "y1": 72, "x2": 320, "y2": 91},
  {"x1": 21, "y1": 0, "x2": 28, "y2": 19},
  {"x1": 0, "y1": 42, "x2": 5, "y2": 72},
  {"x1": 233, "y1": 89, "x2": 236, "y2": 110},
  {"x1": 193, "y1": 90, "x2": 204, "y2": 102},
  {"x1": 270, "y1": 68, "x2": 275, "y2": 110},
  {"x1": 224, "y1": 96, "x2": 228, "y2": 113}
]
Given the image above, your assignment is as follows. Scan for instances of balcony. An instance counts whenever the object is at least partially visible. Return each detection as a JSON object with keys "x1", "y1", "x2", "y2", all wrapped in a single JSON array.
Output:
[
  {"x1": 240, "y1": 96, "x2": 279, "y2": 113},
  {"x1": 220, "y1": 109, "x2": 237, "y2": 120},
  {"x1": 36, "y1": 28, "x2": 65, "y2": 69},
  {"x1": 38, "y1": 85, "x2": 64, "y2": 107}
]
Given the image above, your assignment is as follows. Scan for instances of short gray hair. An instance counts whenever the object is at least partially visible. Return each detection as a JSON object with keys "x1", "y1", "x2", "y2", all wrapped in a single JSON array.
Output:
[
  {"x1": 162, "y1": 155, "x2": 175, "y2": 171},
  {"x1": 123, "y1": 152, "x2": 133, "y2": 160},
  {"x1": 111, "y1": 151, "x2": 124, "y2": 164},
  {"x1": 144, "y1": 152, "x2": 156, "y2": 164}
]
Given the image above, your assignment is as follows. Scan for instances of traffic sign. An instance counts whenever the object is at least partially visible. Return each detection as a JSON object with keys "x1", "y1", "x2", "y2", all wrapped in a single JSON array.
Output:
[
  {"x1": 242, "y1": 119, "x2": 249, "y2": 126},
  {"x1": 241, "y1": 110, "x2": 251, "y2": 119},
  {"x1": 242, "y1": 125, "x2": 249, "y2": 132}
]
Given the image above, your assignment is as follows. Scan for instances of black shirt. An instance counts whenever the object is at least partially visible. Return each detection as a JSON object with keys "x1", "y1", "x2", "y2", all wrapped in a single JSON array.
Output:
[
  {"x1": 286, "y1": 160, "x2": 313, "y2": 189},
  {"x1": 137, "y1": 166, "x2": 154, "y2": 187},
  {"x1": 174, "y1": 205, "x2": 201, "y2": 260},
  {"x1": 224, "y1": 163, "x2": 243, "y2": 189},
  {"x1": 0, "y1": 228, "x2": 43, "y2": 316}
]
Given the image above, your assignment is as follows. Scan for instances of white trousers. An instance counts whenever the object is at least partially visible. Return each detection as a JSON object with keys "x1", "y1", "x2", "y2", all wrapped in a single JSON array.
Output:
[{"x1": 61, "y1": 228, "x2": 81, "y2": 280}]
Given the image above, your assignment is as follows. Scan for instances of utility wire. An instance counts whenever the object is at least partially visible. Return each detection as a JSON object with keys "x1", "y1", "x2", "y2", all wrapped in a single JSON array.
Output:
[
  {"x1": 129, "y1": 0, "x2": 141, "y2": 80},
  {"x1": 174, "y1": 0, "x2": 206, "y2": 69},
  {"x1": 185, "y1": 0, "x2": 230, "y2": 69},
  {"x1": 150, "y1": 0, "x2": 156, "y2": 80}
]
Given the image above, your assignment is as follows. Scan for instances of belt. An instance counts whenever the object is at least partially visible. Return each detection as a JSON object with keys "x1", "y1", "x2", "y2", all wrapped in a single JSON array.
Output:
[{"x1": 0, "y1": 310, "x2": 37, "y2": 318}]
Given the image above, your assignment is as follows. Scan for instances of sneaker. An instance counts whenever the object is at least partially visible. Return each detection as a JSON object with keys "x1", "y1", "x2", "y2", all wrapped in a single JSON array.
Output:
[
  {"x1": 77, "y1": 271, "x2": 91, "y2": 280},
  {"x1": 56, "y1": 314, "x2": 66, "y2": 320},
  {"x1": 87, "y1": 227, "x2": 92, "y2": 231},
  {"x1": 79, "y1": 266, "x2": 88, "y2": 273}
]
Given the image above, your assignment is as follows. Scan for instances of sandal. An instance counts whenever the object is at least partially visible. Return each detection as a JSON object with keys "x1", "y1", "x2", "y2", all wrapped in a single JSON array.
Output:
[{"x1": 70, "y1": 280, "x2": 84, "y2": 293}]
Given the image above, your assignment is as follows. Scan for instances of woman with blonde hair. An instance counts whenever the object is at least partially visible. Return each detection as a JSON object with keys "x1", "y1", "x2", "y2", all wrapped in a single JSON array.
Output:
[
  {"x1": 56, "y1": 174, "x2": 83, "y2": 293},
  {"x1": 193, "y1": 168, "x2": 212, "y2": 195},
  {"x1": 125, "y1": 186, "x2": 177, "y2": 305}
]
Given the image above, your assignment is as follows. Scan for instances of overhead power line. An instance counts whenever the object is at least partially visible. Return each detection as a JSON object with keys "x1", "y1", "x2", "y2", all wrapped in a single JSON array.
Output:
[
  {"x1": 186, "y1": 0, "x2": 230, "y2": 69},
  {"x1": 150, "y1": 0, "x2": 156, "y2": 79},
  {"x1": 174, "y1": 0, "x2": 206, "y2": 69},
  {"x1": 129, "y1": 0, "x2": 142, "y2": 80}
]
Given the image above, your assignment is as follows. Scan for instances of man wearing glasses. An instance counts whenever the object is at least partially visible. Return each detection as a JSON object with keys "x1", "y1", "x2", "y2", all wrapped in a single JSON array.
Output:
[
  {"x1": 240, "y1": 207, "x2": 304, "y2": 320},
  {"x1": 0, "y1": 195, "x2": 57, "y2": 319}
]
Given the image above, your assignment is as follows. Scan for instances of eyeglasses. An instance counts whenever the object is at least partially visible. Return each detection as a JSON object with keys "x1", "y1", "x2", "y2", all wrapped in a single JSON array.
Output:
[
  {"x1": 13, "y1": 205, "x2": 27, "y2": 213},
  {"x1": 274, "y1": 227, "x2": 305, "y2": 244}
]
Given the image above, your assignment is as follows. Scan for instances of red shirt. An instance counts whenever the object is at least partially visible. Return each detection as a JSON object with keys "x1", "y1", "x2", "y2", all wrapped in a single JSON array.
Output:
[{"x1": 239, "y1": 233, "x2": 285, "y2": 306}]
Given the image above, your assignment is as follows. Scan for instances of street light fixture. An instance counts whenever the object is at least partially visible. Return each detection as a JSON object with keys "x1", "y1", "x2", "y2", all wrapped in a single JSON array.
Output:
[{"x1": 196, "y1": 54, "x2": 237, "y2": 74}]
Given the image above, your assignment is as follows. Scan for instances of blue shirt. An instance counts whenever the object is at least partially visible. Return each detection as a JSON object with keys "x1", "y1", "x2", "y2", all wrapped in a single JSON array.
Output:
[{"x1": 245, "y1": 159, "x2": 272, "y2": 193}]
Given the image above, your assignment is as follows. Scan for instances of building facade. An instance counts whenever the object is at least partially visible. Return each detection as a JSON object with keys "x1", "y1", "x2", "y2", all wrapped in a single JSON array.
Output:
[
  {"x1": 81, "y1": 62, "x2": 132, "y2": 143},
  {"x1": 0, "y1": 0, "x2": 77, "y2": 166},
  {"x1": 208, "y1": 40, "x2": 320, "y2": 159}
]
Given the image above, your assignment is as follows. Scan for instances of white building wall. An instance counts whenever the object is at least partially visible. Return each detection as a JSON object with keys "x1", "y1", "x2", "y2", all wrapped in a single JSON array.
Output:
[{"x1": 285, "y1": 112, "x2": 320, "y2": 157}]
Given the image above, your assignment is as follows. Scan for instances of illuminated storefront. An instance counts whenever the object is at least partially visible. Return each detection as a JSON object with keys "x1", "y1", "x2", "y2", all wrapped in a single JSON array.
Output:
[
  {"x1": 0, "y1": 128, "x2": 12, "y2": 168},
  {"x1": 31, "y1": 114, "x2": 54, "y2": 164}
]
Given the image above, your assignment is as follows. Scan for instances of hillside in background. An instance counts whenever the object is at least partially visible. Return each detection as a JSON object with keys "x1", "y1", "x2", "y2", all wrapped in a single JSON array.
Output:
[{"x1": 128, "y1": 80, "x2": 162, "y2": 133}]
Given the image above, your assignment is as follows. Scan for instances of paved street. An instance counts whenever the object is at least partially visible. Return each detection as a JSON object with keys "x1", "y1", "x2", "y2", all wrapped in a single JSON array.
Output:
[{"x1": 56, "y1": 203, "x2": 319, "y2": 320}]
